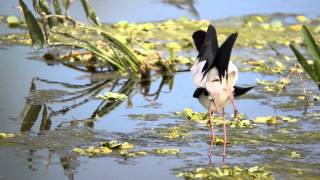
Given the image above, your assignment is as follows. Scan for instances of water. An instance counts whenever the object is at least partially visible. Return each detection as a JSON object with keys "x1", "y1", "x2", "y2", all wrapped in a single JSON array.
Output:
[
  {"x1": 1, "y1": 0, "x2": 320, "y2": 179},
  {"x1": 1, "y1": 0, "x2": 320, "y2": 23}
]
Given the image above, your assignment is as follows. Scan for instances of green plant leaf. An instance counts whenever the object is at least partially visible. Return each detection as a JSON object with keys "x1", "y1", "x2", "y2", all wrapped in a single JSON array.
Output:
[
  {"x1": 100, "y1": 31, "x2": 141, "y2": 70},
  {"x1": 80, "y1": 0, "x2": 101, "y2": 25},
  {"x1": 38, "y1": 0, "x2": 51, "y2": 15},
  {"x1": 63, "y1": 0, "x2": 71, "y2": 13},
  {"x1": 313, "y1": 61, "x2": 320, "y2": 83},
  {"x1": 290, "y1": 44, "x2": 317, "y2": 81},
  {"x1": 19, "y1": 0, "x2": 45, "y2": 49},
  {"x1": 302, "y1": 25, "x2": 320, "y2": 62},
  {"x1": 52, "y1": 0, "x2": 62, "y2": 15}
]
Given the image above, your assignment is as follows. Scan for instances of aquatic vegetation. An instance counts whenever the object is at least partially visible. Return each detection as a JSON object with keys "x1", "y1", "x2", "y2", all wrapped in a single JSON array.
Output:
[
  {"x1": 0, "y1": 132, "x2": 17, "y2": 138},
  {"x1": 182, "y1": 108, "x2": 208, "y2": 123},
  {"x1": 73, "y1": 146, "x2": 112, "y2": 156},
  {"x1": 2, "y1": 10, "x2": 320, "y2": 76},
  {"x1": 176, "y1": 165, "x2": 273, "y2": 179},
  {"x1": 123, "y1": 151, "x2": 148, "y2": 158},
  {"x1": 18, "y1": 0, "x2": 144, "y2": 74},
  {"x1": 256, "y1": 78, "x2": 291, "y2": 93},
  {"x1": 6, "y1": 16, "x2": 20, "y2": 28},
  {"x1": 290, "y1": 151, "x2": 301, "y2": 159},
  {"x1": 153, "y1": 148, "x2": 180, "y2": 155},
  {"x1": 290, "y1": 25, "x2": 320, "y2": 89},
  {"x1": 158, "y1": 126, "x2": 191, "y2": 140},
  {"x1": 182, "y1": 108, "x2": 254, "y2": 128},
  {"x1": 73, "y1": 140, "x2": 134, "y2": 157},
  {"x1": 253, "y1": 115, "x2": 298, "y2": 125},
  {"x1": 100, "y1": 140, "x2": 134, "y2": 150},
  {"x1": 95, "y1": 92, "x2": 128, "y2": 101},
  {"x1": 240, "y1": 58, "x2": 286, "y2": 74}
]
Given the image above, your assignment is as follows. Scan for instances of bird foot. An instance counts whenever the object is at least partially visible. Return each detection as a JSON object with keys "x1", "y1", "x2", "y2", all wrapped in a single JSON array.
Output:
[{"x1": 234, "y1": 110, "x2": 240, "y2": 122}]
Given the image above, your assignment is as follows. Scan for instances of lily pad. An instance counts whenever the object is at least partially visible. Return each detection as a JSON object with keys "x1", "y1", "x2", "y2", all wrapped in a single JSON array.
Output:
[{"x1": 95, "y1": 92, "x2": 128, "y2": 101}]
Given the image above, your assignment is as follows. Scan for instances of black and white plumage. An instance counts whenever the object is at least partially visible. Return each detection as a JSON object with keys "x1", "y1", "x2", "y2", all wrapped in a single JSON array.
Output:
[{"x1": 191, "y1": 25, "x2": 254, "y2": 157}]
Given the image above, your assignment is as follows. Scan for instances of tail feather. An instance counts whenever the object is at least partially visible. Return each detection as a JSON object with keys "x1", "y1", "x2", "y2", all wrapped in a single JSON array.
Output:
[{"x1": 233, "y1": 85, "x2": 255, "y2": 97}]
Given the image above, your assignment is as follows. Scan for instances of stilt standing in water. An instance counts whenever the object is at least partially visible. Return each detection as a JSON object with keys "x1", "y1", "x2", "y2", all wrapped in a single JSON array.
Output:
[{"x1": 191, "y1": 24, "x2": 254, "y2": 159}]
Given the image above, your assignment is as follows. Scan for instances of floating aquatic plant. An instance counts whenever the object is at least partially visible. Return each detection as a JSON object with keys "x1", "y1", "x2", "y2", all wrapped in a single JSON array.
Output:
[
  {"x1": 73, "y1": 146, "x2": 112, "y2": 156},
  {"x1": 0, "y1": 132, "x2": 17, "y2": 138},
  {"x1": 182, "y1": 108, "x2": 254, "y2": 128},
  {"x1": 176, "y1": 165, "x2": 273, "y2": 179},
  {"x1": 73, "y1": 140, "x2": 135, "y2": 157},
  {"x1": 153, "y1": 148, "x2": 180, "y2": 155},
  {"x1": 159, "y1": 126, "x2": 191, "y2": 140},
  {"x1": 95, "y1": 92, "x2": 128, "y2": 101},
  {"x1": 253, "y1": 115, "x2": 298, "y2": 125}
]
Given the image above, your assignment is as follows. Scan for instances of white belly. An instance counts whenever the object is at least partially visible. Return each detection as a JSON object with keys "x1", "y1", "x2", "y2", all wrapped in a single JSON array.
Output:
[{"x1": 198, "y1": 91, "x2": 230, "y2": 113}]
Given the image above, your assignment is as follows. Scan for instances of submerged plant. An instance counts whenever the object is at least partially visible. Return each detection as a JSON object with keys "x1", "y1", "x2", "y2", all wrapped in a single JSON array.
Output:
[{"x1": 290, "y1": 25, "x2": 320, "y2": 89}]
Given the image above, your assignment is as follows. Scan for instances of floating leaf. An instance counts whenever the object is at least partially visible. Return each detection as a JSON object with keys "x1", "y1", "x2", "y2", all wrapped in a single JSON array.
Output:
[
  {"x1": 290, "y1": 151, "x2": 301, "y2": 158},
  {"x1": 296, "y1": 15, "x2": 309, "y2": 23},
  {"x1": 73, "y1": 146, "x2": 112, "y2": 156},
  {"x1": 279, "y1": 116, "x2": 298, "y2": 123},
  {"x1": 159, "y1": 126, "x2": 191, "y2": 139},
  {"x1": 177, "y1": 165, "x2": 273, "y2": 179},
  {"x1": 289, "y1": 24, "x2": 302, "y2": 31},
  {"x1": 154, "y1": 148, "x2": 180, "y2": 155},
  {"x1": 0, "y1": 132, "x2": 16, "y2": 138},
  {"x1": 6, "y1": 16, "x2": 20, "y2": 28},
  {"x1": 254, "y1": 116, "x2": 278, "y2": 125},
  {"x1": 95, "y1": 92, "x2": 128, "y2": 101}
]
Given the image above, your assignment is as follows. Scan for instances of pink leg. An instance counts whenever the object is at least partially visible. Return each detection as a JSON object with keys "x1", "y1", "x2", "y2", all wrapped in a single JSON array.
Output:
[
  {"x1": 229, "y1": 91, "x2": 239, "y2": 122},
  {"x1": 222, "y1": 108, "x2": 227, "y2": 159},
  {"x1": 208, "y1": 110, "x2": 215, "y2": 156}
]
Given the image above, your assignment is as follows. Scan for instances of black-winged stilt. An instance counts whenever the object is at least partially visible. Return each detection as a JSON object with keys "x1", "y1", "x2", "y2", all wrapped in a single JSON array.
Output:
[{"x1": 191, "y1": 24, "x2": 254, "y2": 158}]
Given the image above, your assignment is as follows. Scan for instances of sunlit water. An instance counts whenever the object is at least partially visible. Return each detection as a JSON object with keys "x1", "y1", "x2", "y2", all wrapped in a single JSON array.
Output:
[{"x1": 1, "y1": 1, "x2": 320, "y2": 179}]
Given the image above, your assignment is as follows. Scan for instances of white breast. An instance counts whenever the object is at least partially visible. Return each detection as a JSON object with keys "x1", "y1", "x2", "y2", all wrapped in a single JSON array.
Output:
[{"x1": 192, "y1": 60, "x2": 239, "y2": 112}]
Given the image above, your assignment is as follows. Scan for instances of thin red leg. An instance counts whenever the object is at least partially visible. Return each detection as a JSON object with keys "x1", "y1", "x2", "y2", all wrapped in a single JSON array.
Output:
[
  {"x1": 222, "y1": 108, "x2": 227, "y2": 159},
  {"x1": 229, "y1": 91, "x2": 239, "y2": 122},
  {"x1": 208, "y1": 110, "x2": 215, "y2": 156}
]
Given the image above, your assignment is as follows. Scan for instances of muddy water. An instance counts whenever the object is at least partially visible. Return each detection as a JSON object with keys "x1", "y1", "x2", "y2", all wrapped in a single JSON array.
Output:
[{"x1": 1, "y1": 1, "x2": 320, "y2": 180}]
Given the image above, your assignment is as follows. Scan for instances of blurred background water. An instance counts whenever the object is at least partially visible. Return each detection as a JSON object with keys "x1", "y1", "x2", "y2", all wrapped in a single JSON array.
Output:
[
  {"x1": 0, "y1": 1, "x2": 320, "y2": 180},
  {"x1": 0, "y1": 0, "x2": 320, "y2": 23}
]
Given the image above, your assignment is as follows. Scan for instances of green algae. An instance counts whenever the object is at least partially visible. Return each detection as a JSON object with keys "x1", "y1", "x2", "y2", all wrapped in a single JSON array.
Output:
[
  {"x1": 158, "y1": 126, "x2": 191, "y2": 140},
  {"x1": 73, "y1": 140, "x2": 135, "y2": 157},
  {"x1": 0, "y1": 132, "x2": 17, "y2": 138},
  {"x1": 95, "y1": 92, "x2": 128, "y2": 101},
  {"x1": 176, "y1": 165, "x2": 273, "y2": 179},
  {"x1": 153, "y1": 148, "x2": 180, "y2": 155},
  {"x1": 182, "y1": 108, "x2": 255, "y2": 128}
]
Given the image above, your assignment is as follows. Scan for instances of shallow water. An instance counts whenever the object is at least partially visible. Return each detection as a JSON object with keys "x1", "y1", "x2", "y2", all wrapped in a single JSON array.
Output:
[{"x1": 1, "y1": 1, "x2": 320, "y2": 180}]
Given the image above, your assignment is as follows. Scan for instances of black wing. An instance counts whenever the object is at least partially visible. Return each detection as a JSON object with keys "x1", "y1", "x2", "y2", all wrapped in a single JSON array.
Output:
[
  {"x1": 198, "y1": 25, "x2": 219, "y2": 80},
  {"x1": 233, "y1": 85, "x2": 255, "y2": 97},
  {"x1": 193, "y1": 87, "x2": 209, "y2": 98},
  {"x1": 192, "y1": 30, "x2": 206, "y2": 52},
  {"x1": 213, "y1": 33, "x2": 238, "y2": 81}
]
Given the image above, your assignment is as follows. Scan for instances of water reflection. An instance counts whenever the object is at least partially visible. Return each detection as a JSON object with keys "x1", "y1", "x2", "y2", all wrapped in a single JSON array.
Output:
[
  {"x1": 162, "y1": 0, "x2": 199, "y2": 18},
  {"x1": 19, "y1": 71, "x2": 174, "y2": 132}
]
